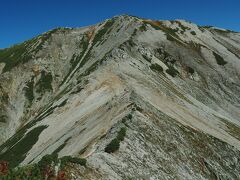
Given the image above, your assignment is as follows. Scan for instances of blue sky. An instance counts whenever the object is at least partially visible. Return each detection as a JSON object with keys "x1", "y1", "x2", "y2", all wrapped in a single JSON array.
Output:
[{"x1": 1, "y1": 0, "x2": 239, "y2": 48}]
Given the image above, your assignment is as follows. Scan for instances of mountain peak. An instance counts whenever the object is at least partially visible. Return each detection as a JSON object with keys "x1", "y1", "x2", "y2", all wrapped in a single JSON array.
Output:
[{"x1": 0, "y1": 15, "x2": 240, "y2": 179}]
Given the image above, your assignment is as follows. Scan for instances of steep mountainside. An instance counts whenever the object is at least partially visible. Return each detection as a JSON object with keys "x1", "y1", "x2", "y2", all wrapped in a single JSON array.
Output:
[{"x1": 0, "y1": 15, "x2": 240, "y2": 179}]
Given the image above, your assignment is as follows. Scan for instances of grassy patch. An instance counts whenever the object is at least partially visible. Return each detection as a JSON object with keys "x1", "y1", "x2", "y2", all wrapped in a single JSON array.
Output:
[
  {"x1": 0, "y1": 125, "x2": 47, "y2": 168},
  {"x1": 0, "y1": 43, "x2": 32, "y2": 73},
  {"x1": 36, "y1": 71, "x2": 53, "y2": 93},
  {"x1": 24, "y1": 76, "x2": 34, "y2": 104},
  {"x1": 0, "y1": 28, "x2": 63, "y2": 73},
  {"x1": 60, "y1": 156, "x2": 87, "y2": 168},
  {"x1": 61, "y1": 35, "x2": 89, "y2": 85},
  {"x1": 92, "y1": 19, "x2": 115, "y2": 46}
]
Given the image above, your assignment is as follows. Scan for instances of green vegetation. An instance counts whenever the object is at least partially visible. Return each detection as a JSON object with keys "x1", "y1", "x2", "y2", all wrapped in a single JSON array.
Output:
[
  {"x1": 133, "y1": 104, "x2": 143, "y2": 112},
  {"x1": 163, "y1": 27, "x2": 181, "y2": 43},
  {"x1": 0, "y1": 125, "x2": 47, "y2": 168},
  {"x1": 190, "y1": 31, "x2": 196, "y2": 35},
  {"x1": 144, "y1": 21, "x2": 181, "y2": 43},
  {"x1": 66, "y1": 46, "x2": 109, "y2": 85},
  {"x1": 0, "y1": 28, "x2": 63, "y2": 73},
  {"x1": 36, "y1": 71, "x2": 53, "y2": 93},
  {"x1": 142, "y1": 54, "x2": 151, "y2": 62},
  {"x1": 70, "y1": 39, "x2": 87, "y2": 68},
  {"x1": 117, "y1": 127, "x2": 127, "y2": 141},
  {"x1": 122, "y1": 113, "x2": 133, "y2": 124},
  {"x1": 24, "y1": 76, "x2": 34, "y2": 104},
  {"x1": 150, "y1": 63, "x2": 163, "y2": 73},
  {"x1": 132, "y1": 28, "x2": 138, "y2": 36},
  {"x1": 174, "y1": 21, "x2": 191, "y2": 34},
  {"x1": 92, "y1": 19, "x2": 115, "y2": 46},
  {"x1": 61, "y1": 35, "x2": 89, "y2": 85},
  {"x1": 166, "y1": 66, "x2": 178, "y2": 77},
  {"x1": 38, "y1": 154, "x2": 58, "y2": 170},
  {"x1": 52, "y1": 137, "x2": 71, "y2": 155},
  {"x1": 157, "y1": 24, "x2": 180, "y2": 42},
  {"x1": 213, "y1": 52, "x2": 227, "y2": 65},
  {"x1": 2, "y1": 164, "x2": 43, "y2": 179},
  {"x1": 105, "y1": 138, "x2": 120, "y2": 153},
  {"x1": 1, "y1": 153, "x2": 86, "y2": 179},
  {"x1": 186, "y1": 66, "x2": 195, "y2": 74},
  {"x1": 139, "y1": 24, "x2": 147, "y2": 32},
  {"x1": 127, "y1": 39, "x2": 136, "y2": 47},
  {"x1": 105, "y1": 127, "x2": 127, "y2": 153},
  {"x1": 39, "y1": 154, "x2": 87, "y2": 169},
  {"x1": 127, "y1": 114, "x2": 133, "y2": 120},
  {"x1": 60, "y1": 156, "x2": 87, "y2": 168},
  {"x1": 201, "y1": 25, "x2": 213, "y2": 28},
  {"x1": 0, "y1": 115, "x2": 7, "y2": 123},
  {"x1": 156, "y1": 48, "x2": 172, "y2": 60},
  {"x1": 35, "y1": 28, "x2": 61, "y2": 50},
  {"x1": 0, "y1": 42, "x2": 32, "y2": 73}
]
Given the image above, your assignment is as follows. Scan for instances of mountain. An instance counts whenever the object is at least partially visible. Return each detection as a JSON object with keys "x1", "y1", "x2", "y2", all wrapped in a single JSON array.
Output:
[{"x1": 0, "y1": 15, "x2": 240, "y2": 179}]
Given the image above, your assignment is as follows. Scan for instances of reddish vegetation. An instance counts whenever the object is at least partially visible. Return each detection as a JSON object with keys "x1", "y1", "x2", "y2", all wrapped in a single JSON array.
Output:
[
  {"x1": 43, "y1": 165, "x2": 55, "y2": 179},
  {"x1": 0, "y1": 161, "x2": 9, "y2": 176},
  {"x1": 57, "y1": 170, "x2": 66, "y2": 180}
]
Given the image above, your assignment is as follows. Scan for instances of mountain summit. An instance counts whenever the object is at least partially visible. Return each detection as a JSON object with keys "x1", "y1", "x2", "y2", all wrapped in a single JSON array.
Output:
[{"x1": 0, "y1": 15, "x2": 240, "y2": 179}]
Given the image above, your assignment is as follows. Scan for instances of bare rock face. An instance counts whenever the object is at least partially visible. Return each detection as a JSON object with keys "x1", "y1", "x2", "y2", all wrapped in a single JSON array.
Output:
[{"x1": 0, "y1": 15, "x2": 240, "y2": 179}]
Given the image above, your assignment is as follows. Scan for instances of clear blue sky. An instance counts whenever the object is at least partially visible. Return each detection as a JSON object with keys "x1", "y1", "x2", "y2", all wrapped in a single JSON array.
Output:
[{"x1": 1, "y1": 0, "x2": 239, "y2": 48}]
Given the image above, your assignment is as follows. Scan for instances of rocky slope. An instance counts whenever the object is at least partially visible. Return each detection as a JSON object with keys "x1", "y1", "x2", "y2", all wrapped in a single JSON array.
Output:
[{"x1": 0, "y1": 15, "x2": 240, "y2": 179}]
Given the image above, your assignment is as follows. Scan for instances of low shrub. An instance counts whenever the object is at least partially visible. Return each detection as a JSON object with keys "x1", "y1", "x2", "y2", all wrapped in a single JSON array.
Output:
[
  {"x1": 190, "y1": 31, "x2": 196, "y2": 35},
  {"x1": 127, "y1": 114, "x2": 132, "y2": 120},
  {"x1": 136, "y1": 106, "x2": 143, "y2": 112},
  {"x1": 38, "y1": 154, "x2": 58, "y2": 171},
  {"x1": 105, "y1": 138, "x2": 120, "y2": 153},
  {"x1": 139, "y1": 24, "x2": 147, "y2": 32},
  {"x1": 186, "y1": 66, "x2": 195, "y2": 74},
  {"x1": 142, "y1": 54, "x2": 152, "y2": 62},
  {"x1": 213, "y1": 52, "x2": 227, "y2": 65},
  {"x1": 60, "y1": 156, "x2": 86, "y2": 167},
  {"x1": 150, "y1": 63, "x2": 163, "y2": 72},
  {"x1": 105, "y1": 127, "x2": 127, "y2": 153},
  {"x1": 166, "y1": 66, "x2": 178, "y2": 77}
]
